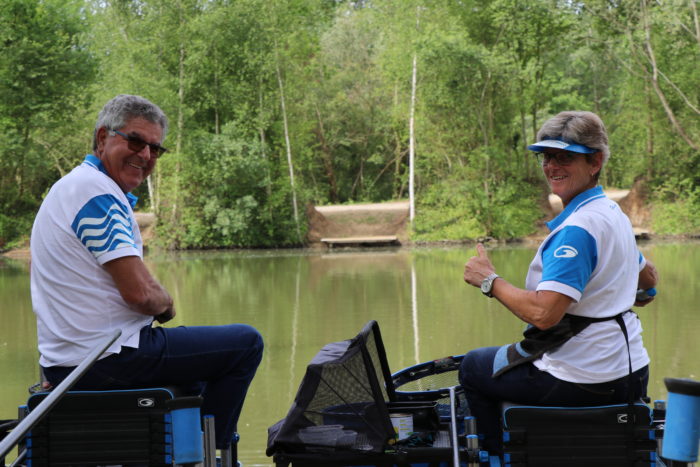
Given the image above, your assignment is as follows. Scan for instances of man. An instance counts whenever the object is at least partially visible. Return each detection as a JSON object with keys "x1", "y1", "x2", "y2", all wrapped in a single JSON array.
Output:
[{"x1": 30, "y1": 94, "x2": 263, "y2": 451}]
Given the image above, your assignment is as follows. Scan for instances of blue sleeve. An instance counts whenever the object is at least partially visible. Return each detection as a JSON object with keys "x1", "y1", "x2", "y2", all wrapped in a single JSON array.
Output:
[
  {"x1": 541, "y1": 225, "x2": 597, "y2": 293},
  {"x1": 71, "y1": 194, "x2": 137, "y2": 259}
]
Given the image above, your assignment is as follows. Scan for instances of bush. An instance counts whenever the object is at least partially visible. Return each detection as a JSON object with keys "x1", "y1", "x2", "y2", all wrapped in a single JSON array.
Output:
[
  {"x1": 413, "y1": 165, "x2": 540, "y2": 241},
  {"x1": 155, "y1": 124, "x2": 306, "y2": 249},
  {"x1": 650, "y1": 177, "x2": 700, "y2": 236},
  {"x1": 0, "y1": 212, "x2": 32, "y2": 250}
]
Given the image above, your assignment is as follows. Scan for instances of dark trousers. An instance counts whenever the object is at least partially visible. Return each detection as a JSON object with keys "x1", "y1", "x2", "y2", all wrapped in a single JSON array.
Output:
[
  {"x1": 44, "y1": 324, "x2": 264, "y2": 449},
  {"x1": 458, "y1": 346, "x2": 649, "y2": 456}
]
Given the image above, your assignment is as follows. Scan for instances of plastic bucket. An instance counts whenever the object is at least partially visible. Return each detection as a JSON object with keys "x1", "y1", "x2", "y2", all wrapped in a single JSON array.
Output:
[{"x1": 662, "y1": 378, "x2": 700, "y2": 462}]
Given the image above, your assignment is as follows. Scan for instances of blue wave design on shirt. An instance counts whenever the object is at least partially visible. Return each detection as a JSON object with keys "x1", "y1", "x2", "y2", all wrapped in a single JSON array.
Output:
[{"x1": 71, "y1": 194, "x2": 136, "y2": 258}]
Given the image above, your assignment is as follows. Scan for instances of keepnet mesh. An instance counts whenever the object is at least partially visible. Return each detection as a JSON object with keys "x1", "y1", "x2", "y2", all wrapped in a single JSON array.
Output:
[
  {"x1": 266, "y1": 321, "x2": 395, "y2": 455},
  {"x1": 392, "y1": 356, "x2": 469, "y2": 420}
]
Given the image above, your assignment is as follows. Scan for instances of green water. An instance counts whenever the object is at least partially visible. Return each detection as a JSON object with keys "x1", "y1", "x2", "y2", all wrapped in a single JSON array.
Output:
[{"x1": 1, "y1": 241, "x2": 698, "y2": 466}]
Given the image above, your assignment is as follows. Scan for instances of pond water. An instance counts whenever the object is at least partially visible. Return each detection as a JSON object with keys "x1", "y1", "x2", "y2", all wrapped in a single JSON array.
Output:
[{"x1": 1, "y1": 241, "x2": 698, "y2": 466}]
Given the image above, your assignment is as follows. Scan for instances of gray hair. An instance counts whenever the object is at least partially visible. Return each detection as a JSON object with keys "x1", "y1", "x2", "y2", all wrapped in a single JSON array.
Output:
[
  {"x1": 536, "y1": 111, "x2": 610, "y2": 165},
  {"x1": 92, "y1": 94, "x2": 168, "y2": 151}
]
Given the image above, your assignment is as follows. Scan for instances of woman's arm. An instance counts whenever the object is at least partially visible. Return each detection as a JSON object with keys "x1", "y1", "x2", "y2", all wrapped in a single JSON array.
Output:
[
  {"x1": 635, "y1": 259, "x2": 659, "y2": 307},
  {"x1": 464, "y1": 244, "x2": 573, "y2": 330},
  {"x1": 638, "y1": 260, "x2": 658, "y2": 290}
]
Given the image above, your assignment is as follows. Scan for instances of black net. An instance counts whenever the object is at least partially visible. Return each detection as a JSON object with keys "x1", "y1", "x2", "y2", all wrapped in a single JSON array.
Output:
[
  {"x1": 392, "y1": 356, "x2": 469, "y2": 420},
  {"x1": 266, "y1": 321, "x2": 395, "y2": 456}
]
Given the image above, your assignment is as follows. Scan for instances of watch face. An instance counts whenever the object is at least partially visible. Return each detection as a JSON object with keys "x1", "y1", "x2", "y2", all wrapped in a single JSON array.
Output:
[{"x1": 481, "y1": 278, "x2": 491, "y2": 294}]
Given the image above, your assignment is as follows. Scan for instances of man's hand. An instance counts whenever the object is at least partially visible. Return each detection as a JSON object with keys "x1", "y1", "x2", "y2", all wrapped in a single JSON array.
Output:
[
  {"x1": 155, "y1": 306, "x2": 176, "y2": 324},
  {"x1": 464, "y1": 243, "x2": 496, "y2": 288}
]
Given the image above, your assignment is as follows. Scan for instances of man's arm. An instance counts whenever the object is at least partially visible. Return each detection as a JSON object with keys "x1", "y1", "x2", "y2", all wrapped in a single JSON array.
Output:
[{"x1": 103, "y1": 256, "x2": 175, "y2": 322}]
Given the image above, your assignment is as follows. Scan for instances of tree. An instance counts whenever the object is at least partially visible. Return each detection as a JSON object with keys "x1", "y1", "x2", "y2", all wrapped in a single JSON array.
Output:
[{"x1": 0, "y1": 0, "x2": 95, "y2": 248}]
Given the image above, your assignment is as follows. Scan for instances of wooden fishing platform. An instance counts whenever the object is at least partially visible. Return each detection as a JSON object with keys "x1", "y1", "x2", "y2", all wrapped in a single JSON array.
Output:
[{"x1": 320, "y1": 235, "x2": 399, "y2": 248}]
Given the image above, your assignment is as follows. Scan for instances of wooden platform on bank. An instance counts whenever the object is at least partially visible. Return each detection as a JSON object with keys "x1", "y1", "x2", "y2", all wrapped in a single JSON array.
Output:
[{"x1": 320, "y1": 235, "x2": 399, "y2": 247}]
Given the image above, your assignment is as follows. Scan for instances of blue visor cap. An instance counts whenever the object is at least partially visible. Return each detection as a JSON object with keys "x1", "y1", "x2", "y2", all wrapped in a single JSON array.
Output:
[{"x1": 527, "y1": 138, "x2": 596, "y2": 154}]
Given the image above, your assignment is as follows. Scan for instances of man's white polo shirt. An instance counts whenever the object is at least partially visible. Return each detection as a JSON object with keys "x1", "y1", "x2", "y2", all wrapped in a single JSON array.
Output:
[{"x1": 31, "y1": 155, "x2": 152, "y2": 367}]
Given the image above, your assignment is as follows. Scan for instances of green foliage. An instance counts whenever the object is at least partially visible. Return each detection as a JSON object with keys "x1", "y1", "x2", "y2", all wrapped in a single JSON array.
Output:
[
  {"x1": 0, "y1": 0, "x2": 95, "y2": 246},
  {"x1": 414, "y1": 163, "x2": 541, "y2": 241},
  {"x1": 650, "y1": 176, "x2": 700, "y2": 236},
  {"x1": 156, "y1": 122, "x2": 305, "y2": 248},
  {"x1": 3, "y1": 0, "x2": 700, "y2": 249},
  {"x1": 0, "y1": 212, "x2": 32, "y2": 250}
]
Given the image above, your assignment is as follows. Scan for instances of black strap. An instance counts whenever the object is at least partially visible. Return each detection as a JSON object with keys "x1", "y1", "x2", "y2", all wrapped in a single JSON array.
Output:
[
  {"x1": 493, "y1": 311, "x2": 629, "y2": 378},
  {"x1": 614, "y1": 312, "x2": 636, "y2": 466},
  {"x1": 614, "y1": 313, "x2": 634, "y2": 404}
]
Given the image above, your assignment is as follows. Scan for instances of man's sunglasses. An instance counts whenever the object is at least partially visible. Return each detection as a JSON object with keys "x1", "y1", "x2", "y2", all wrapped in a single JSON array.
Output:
[{"x1": 110, "y1": 129, "x2": 167, "y2": 158}]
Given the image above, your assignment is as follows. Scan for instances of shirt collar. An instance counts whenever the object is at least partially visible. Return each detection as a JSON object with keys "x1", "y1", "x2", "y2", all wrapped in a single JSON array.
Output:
[
  {"x1": 83, "y1": 154, "x2": 139, "y2": 209},
  {"x1": 546, "y1": 185, "x2": 606, "y2": 232}
]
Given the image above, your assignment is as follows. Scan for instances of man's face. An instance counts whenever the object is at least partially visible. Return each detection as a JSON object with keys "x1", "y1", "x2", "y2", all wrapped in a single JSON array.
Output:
[{"x1": 95, "y1": 117, "x2": 164, "y2": 192}]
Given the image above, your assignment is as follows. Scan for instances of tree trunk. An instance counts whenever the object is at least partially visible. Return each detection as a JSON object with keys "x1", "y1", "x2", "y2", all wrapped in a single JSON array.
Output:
[
  {"x1": 259, "y1": 76, "x2": 272, "y2": 200},
  {"x1": 275, "y1": 53, "x2": 302, "y2": 243},
  {"x1": 170, "y1": 39, "x2": 186, "y2": 232},
  {"x1": 645, "y1": 81, "x2": 654, "y2": 178},
  {"x1": 642, "y1": 0, "x2": 699, "y2": 151},
  {"x1": 313, "y1": 104, "x2": 339, "y2": 203},
  {"x1": 409, "y1": 51, "x2": 417, "y2": 223}
]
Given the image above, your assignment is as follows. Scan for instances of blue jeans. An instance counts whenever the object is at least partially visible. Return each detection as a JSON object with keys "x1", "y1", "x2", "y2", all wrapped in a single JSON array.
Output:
[
  {"x1": 43, "y1": 324, "x2": 264, "y2": 449},
  {"x1": 458, "y1": 346, "x2": 649, "y2": 456}
]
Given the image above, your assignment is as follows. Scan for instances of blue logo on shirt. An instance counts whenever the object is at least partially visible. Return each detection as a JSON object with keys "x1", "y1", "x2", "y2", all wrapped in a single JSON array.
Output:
[
  {"x1": 554, "y1": 245, "x2": 579, "y2": 258},
  {"x1": 71, "y1": 194, "x2": 136, "y2": 258}
]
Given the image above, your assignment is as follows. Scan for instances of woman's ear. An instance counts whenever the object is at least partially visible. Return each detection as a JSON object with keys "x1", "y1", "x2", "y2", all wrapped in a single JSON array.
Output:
[{"x1": 591, "y1": 151, "x2": 604, "y2": 177}]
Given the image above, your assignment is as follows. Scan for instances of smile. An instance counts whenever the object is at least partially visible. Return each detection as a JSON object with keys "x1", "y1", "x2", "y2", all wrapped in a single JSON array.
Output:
[{"x1": 128, "y1": 162, "x2": 146, "y2": 170}]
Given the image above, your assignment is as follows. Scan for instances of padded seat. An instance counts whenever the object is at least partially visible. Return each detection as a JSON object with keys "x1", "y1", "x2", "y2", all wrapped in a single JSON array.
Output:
[
  {"x1": 24, "y1": 388, "x2": 204, "y2": 467},
  {"x1": 500, "y1": 401, "x2": 658, "y2": 466}
]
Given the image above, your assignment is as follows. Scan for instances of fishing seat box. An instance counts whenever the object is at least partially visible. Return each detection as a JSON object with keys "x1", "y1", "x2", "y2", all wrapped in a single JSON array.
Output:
[
  {"x1": 500, "y1": 401, "x2": 658, "y2": 466},
  {"x1": 24, "y1": 387, "x2": 204, "y2": 466},
  {"x1": 268, "y1": 321, "x2": 471, "y2": 467}
]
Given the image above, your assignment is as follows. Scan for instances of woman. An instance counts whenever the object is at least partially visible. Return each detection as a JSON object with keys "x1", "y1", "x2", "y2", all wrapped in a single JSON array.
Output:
[{"x1": 460, "y1": 111, "x2": 658, "y2": 455}]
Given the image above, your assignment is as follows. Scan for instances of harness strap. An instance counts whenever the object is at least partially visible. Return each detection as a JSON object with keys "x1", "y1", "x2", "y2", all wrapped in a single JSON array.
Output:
[
  {"x1": 492, "y1": 310, "x2": 630, "y2": 378},
  {"x1": 614, "y1": 313, "x2": 637, "y2": 466}
]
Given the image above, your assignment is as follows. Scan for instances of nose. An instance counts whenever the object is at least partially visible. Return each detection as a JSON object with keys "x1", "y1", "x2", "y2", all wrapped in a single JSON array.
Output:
[
  {"x1": 542, "y1": 157, "x2": 564, "y2": 167},
  {"x1": 135, "y1": 144, "x2": 154, "y2": 161}
]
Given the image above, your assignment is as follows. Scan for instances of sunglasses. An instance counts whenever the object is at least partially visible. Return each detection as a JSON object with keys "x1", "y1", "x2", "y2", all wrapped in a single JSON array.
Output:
[
  {"x1": 535, "y1": 152, "x2": 579, "y2": 166},
  {"x1": 110, "y1": 129, "x2": 167, "y2": 158}
]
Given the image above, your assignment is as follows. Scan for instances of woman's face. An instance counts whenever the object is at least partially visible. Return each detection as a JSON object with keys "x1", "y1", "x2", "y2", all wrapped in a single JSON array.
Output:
[{"x1": 540, "y1": 150, "x2": 603, "y2": 206}]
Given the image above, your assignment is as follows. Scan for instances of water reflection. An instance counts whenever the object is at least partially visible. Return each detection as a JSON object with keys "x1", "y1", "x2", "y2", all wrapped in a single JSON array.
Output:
[
  {"x1": 1, "y1": 242, "x2": 698, "y2": 466},
  {"x1": 411, "y1": 263, "x2": 420, "y2": 365}
]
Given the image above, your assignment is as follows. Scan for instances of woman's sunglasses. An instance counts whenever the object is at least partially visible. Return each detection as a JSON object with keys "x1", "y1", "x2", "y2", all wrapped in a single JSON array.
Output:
[
  {"x1": 535, "y1": 152, "x2": 580, "y2": 166},
  {"x1": 110, "y1": 129, "x2": 167, "y2": 158}
]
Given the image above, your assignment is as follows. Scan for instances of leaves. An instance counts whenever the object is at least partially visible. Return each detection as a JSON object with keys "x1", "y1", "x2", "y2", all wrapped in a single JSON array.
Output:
[{"x1": 1, "y1": 0, "x2": 698, "y2": 249}]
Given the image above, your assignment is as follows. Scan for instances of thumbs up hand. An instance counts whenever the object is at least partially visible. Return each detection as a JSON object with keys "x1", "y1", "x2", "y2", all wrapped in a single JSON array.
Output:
[{"x1": 464, "y1": 243, "x2": 496, "y2": 288}]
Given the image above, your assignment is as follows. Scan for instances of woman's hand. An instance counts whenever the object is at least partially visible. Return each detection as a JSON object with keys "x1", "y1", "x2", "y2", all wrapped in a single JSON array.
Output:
[
  {"x1": 463, "y1": 243, "x2": 572, "y2": 329},
  {"x1": 464, "y1": 243, "x2": 496, "y2": 287}
]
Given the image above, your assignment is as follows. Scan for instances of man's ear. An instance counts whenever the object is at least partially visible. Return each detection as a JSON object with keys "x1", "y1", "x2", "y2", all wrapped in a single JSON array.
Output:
[{"x1": 95, "y1": 127, "x2": 108, "y2": 155}]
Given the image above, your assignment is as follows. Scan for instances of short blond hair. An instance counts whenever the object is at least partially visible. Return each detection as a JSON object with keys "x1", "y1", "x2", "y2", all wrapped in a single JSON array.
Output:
[{"x1": 537, "y1": 111, "x2": 609, "y2": 165}]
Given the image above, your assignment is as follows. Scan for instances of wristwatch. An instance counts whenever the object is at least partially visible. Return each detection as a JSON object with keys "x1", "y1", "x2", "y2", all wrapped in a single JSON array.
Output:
[{"x1": 481, "y1": 273, "x2": 500, "y2": 298}]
